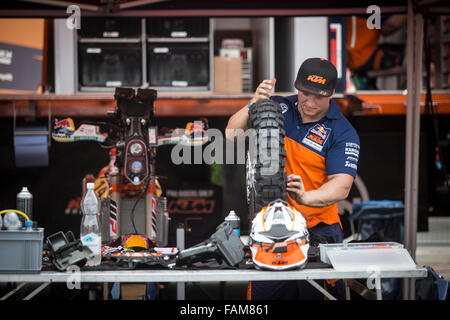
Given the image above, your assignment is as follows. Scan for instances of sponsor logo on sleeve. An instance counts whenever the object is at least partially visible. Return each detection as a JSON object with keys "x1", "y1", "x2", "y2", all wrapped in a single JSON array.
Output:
[{"x1": 344, "y1": 142, "x2": 360, "y2": 169}]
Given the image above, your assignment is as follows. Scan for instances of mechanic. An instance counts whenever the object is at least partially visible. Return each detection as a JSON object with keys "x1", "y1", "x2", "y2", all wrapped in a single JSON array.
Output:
[
  {"x1": 225, "y1": 57, "x2": 360, "y2": 300},
  {"x1": 347, "y1": 14, "x2": 407, "y2": 89}
]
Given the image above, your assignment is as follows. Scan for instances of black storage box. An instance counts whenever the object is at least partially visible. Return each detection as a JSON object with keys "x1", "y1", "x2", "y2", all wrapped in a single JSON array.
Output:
[
  {"x1": 78, "y1": 42, "x2": 142, "y2": 88},
  {"x1": 147, "y1": 42, "x2": 209, "y2": 88},
  {"x1": 79, "y1": 18, "x2": 141, "y2": 39}
]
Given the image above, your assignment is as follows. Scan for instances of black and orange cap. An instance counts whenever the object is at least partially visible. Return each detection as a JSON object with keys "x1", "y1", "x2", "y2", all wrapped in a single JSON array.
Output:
[{"x1": 294, "y1": 57, "x2": 337, "y2": 97}]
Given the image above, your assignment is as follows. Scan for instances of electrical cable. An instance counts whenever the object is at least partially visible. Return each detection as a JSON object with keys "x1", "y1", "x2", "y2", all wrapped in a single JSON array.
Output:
[
  {"x1": 423, "y1": 15, "x2": 449, "y2": 192},
  {"x1": 0, "y1": 209, "x2": 30, "y2": 221}
]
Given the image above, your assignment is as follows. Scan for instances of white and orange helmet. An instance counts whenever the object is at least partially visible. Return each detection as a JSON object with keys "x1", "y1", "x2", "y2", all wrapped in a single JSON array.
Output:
[{"x1": 250, "y1": 199, "x2": 309, "y2": 270}]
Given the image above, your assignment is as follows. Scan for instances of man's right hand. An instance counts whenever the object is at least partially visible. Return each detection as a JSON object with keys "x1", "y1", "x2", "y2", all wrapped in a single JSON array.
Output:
[
  {"x1": 286, "y1": 174, "x2": 307, "y2": 205},
  {"x1": 250, "y1": 78, "x2": 276, "y2": 105},
  {"x1": 225, "y1": 78, "x2": 276, "y2": 139}
]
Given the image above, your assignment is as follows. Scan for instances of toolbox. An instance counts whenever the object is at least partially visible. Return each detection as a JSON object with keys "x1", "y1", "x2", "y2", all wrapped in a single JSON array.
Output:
[{"x1": 0, "y1": 228, "x2": 44, "y2": 273}]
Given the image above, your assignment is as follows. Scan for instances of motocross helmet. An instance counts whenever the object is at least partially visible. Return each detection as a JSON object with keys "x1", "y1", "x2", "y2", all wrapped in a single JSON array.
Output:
[{"x1": 250, "y1": 199, "x2": 309, "y2": 270}]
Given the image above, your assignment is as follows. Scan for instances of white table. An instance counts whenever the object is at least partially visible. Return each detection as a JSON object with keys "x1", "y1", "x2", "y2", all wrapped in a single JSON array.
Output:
[{"x1": 0, "y1": 267, "x2": 428, "y2": 300}]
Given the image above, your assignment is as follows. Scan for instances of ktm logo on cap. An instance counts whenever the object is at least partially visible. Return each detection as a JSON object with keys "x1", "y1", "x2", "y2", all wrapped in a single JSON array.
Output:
[{"x1": 307, "y1": 75, "x2": 326, "y2": 84}]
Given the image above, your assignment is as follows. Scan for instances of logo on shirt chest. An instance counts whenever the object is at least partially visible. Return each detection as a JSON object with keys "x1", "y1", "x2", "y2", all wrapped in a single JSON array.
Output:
[{"x1": 301, "y1": 124, "x2": 331, "y2": 152}]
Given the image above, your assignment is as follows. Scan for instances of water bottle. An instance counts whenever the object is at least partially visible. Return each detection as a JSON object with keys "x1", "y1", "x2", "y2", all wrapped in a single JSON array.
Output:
[
  {"x1": 80, "y1": 182, "x2": 102, "y2": 266},
  {"x1": 225, "y1": 210, "x2": 240, "y2": 237},
  {"x1": 17, "y1": 187, "x2": 33, "y2": 221}
]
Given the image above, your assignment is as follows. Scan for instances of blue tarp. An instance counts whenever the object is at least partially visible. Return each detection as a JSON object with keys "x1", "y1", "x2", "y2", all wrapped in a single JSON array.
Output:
[{"x1": 349, "y1": 200, "x2": 404, "y2": 221}]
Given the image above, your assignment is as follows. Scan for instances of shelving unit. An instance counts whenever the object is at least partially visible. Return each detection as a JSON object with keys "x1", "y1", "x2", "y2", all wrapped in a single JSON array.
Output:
[
  {"x1": 74, "y1": 18, "x2": 213, "y2": 93},
  {"x1": 53, "y1": 17, "x2": 276, "y2": 95}
]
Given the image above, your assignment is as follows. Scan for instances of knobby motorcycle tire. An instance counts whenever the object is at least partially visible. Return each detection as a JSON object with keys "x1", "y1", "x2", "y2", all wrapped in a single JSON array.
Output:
[{"x1": 246, "y1": 99, "x2": 287, "y2": 224}]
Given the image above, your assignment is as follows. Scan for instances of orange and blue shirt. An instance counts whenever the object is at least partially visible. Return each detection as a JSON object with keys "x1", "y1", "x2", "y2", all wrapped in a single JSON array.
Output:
[{"x1": 271, "y1": 94, "x2": 360, "y2": 229}]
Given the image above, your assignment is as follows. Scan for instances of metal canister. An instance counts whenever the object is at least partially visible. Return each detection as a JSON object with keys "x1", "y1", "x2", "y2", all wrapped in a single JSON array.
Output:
[
  {"x1": 17, "y1": 187, "x2": 33, "y2": 221},
  {"x1": 156, "y1": 197, "x2": 169, "y2": 247},
  {"x1": 225, "y1": 210, "x2": 240, "y2": 237}
]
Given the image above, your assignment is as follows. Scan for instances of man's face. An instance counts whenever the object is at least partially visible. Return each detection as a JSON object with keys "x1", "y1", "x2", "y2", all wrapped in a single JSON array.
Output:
[{"x1": 297, "y1": 90, "x2": 332, "y2": 122}]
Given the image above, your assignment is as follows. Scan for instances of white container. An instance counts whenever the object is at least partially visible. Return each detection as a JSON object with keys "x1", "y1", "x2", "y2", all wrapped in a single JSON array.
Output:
[
  {"x1": 319, "y1": 242, "x2": 403, "y2": 265},
  {"x1": 327, "y1": 247, "x2": 417, "y2": 271}
]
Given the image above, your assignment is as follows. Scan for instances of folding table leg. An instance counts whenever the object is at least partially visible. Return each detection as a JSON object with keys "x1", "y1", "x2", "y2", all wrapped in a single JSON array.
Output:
[
  {"x1": 375, "y1": 277, "x2": 382, "y2": 300},
  {"x1": 344, "y1": 280, "x2": 351, "y2": 300},
  {"x1": 0, "y1": 282, "x2": 26, "y2": 300},
  {"x1": 305, "y1": 279, "x2": 337, "y2": 300},
  {"x1": 23, "y1": 282, "x2": 50, "y2": 300},
  {"x1": 176, "y1": 226, "x2": 186, "y2": 300},
  {"x1": 177, "y1": 282, "x2": 185, "y2": 300}
]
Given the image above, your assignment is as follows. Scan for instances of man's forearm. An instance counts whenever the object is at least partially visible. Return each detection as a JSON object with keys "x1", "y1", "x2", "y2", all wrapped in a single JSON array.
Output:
[
  {"x1": 294, "y1": 174, "x2": 353, "y2": 208},
  {"x1": 301, "y1": 186, "x2": 346, "y2": 207},
  {"x1": 225, "y1": 105, "x2": 250, "y2": 140}
]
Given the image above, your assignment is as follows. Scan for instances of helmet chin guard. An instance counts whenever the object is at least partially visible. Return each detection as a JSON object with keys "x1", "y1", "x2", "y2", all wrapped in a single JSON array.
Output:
[{"x1": 250, "y1": 199, "x2": 309, "y2": 270}]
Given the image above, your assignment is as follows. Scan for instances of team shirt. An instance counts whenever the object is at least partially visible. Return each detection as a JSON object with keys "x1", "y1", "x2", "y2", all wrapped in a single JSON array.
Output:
[
  {"x1": 346, "y1": 16, "x2": 381, "y2": 71},
  {"x1": 270, "y1": 94, "x2": 360, "y2": 229}
]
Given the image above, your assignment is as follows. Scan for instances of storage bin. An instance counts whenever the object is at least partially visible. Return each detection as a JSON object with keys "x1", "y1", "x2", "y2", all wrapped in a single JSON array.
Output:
[{"x1": 0, "y1": 228, "x2": 44, "y2": 273}]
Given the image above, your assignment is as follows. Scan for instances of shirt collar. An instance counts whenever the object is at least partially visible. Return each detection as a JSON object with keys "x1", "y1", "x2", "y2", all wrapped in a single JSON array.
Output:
[
  {"x1": 325, "y1": 99, "x2": 341, "y2": 120},
  {"x1": 293, "y1": 97, "x2": 340, "y2": 120}
]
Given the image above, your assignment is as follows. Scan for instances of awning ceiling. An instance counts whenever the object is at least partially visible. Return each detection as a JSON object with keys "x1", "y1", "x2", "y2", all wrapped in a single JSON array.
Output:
[{"x1": 0, "y1": 0, "x2": 449, "y2": 17}]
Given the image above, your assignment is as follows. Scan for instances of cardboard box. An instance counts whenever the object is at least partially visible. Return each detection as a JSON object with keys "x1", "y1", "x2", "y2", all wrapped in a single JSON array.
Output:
[
  {"x1": 121, "y1": 283, "x2": 147, "y2": 300},
  {"x1": 214, "y1": 56, "x2": 242, "y2": 94}
]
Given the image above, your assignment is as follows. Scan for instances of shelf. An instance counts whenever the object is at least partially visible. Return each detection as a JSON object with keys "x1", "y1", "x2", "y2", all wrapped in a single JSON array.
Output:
[
  {"x1": 147, "y1": 37, "x2": 209, "y2": 43},
  {"x1": 1, "y1": 91, "x2": 450, "y2": 118},
  {"x1": 0, "y1": 92, "x2": 253, "y2": 118},
  {"x1": 78, "y1": 38, "x2": 142, "y2": 43}
]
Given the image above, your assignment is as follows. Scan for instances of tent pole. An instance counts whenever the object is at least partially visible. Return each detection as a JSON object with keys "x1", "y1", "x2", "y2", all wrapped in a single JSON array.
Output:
[
  {"x1": 410, "y1": 9, "x2": 424, "y2": 301},
  {"x1": 403, "y1": 0, "x2": 423, "y2": 300}
]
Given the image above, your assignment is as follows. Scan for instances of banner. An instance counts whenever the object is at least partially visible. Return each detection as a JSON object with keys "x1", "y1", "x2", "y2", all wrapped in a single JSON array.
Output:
[
  {"x1": 166, "y1": 185, "x2": 223, "y2": 248},
  {"x1": 0, "y1": 19, "x2": 45, "y2": 93}
]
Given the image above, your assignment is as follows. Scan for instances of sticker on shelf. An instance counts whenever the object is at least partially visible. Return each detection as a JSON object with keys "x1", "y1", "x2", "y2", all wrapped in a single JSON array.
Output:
[{"x1": 172, "y1": 81, "x2": 188, "y2": 87}]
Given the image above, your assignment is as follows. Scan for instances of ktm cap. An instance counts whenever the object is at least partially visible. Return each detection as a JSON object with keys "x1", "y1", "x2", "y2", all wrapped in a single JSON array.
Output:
[{"x1": 294, "y1": 57, "x2": 337, "y2": 97}]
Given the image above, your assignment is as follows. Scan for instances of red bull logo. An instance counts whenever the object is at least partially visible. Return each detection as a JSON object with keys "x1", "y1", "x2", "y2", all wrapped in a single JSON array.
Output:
[
  {"x1": 317, "y1": 125, "x2": 326, "y2": 134},
  {"x1": 186, "y1": 121, "x2": 206, "y2": 134},
  {"x1": 311, "y1": 125, "x2": 328, "y2": 139},
  {"x1": 54, "y1": 118, "x2": 75, "y2": 130}
]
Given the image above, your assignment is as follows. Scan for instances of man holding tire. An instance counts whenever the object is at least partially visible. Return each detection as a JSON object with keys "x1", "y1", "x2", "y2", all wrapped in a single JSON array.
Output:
[{"x1": 226, "y1": 57, "x2": 360, "y2": 300}]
